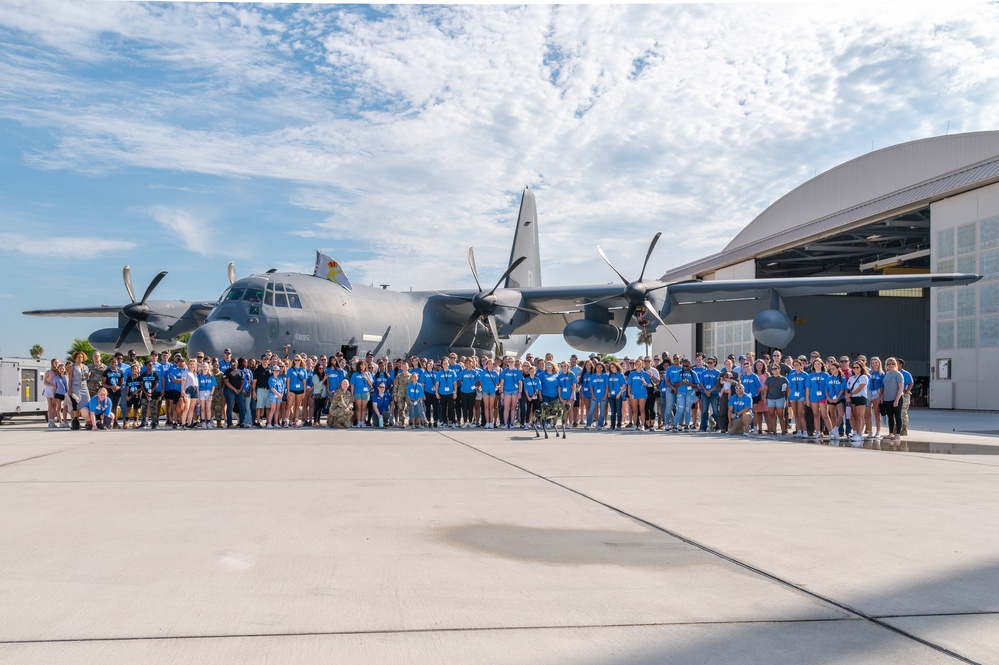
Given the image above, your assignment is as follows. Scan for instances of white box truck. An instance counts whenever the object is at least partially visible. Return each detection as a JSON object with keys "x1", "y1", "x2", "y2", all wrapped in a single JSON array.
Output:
[{"x1": 0, "y1": 357, "x2": 50, "y2": 423}]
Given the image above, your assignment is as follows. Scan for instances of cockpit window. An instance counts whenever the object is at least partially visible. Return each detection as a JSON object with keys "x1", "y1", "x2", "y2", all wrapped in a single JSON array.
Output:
[
  {"x1": 274, "y1": 283, "x2": 285, "y2": 292},
  {"x1": 264, "y1": 290, "x2": 275, "y2": 306},
  {"x1": 275, "y1": 292, "x2": 289, "y2": 308},
  {"x1": 225, "y1": 288, "x2": 245, "y2": 301},
  {"x1": 216, "y1": 287, "x2": 231, "y2": 304},
  {"x1": 243, "y1": 288, "x2": 263, "y2": 302},
  {"x1": 288, "y1": 293, "x2": 302, "y2": 308},
  {"x1": 285, "y1": 284, "x2": 297, "y2": 293}
]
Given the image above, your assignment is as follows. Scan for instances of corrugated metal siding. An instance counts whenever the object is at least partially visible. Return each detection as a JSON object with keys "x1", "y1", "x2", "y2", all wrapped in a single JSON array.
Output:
[
  {"x1": 781, "y1": 295, "x2": 930, "y2": 376},
  {"x1": 663, "y1": 147, "x2": 999, "y2": 282}
]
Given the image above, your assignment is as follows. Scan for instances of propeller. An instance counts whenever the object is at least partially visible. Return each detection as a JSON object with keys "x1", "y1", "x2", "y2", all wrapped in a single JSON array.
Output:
[
  {"x1": 437, "y1": 248, "x2": 534, "y2": 350},
  {"x1": 116, "y1": 265, "x2": 168, "y2": 353},
  {"x1": 588, "y1": 232, "x2": 670, "y2": 341},
  {"x1": 227, "y1": 261, "x2": 236, "y2": 285}
]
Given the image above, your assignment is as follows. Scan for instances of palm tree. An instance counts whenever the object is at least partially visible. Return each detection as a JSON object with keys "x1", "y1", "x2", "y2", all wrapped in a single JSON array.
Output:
[
  {"x1": 66, "y1": 338, "x2": 96, "y2": 362},
  {"x1": 29, "y1": 344, "x2": 44, "y2": 360},
  {"x1": 636, "y1": 327, "x2": 654, "y2": 357}
]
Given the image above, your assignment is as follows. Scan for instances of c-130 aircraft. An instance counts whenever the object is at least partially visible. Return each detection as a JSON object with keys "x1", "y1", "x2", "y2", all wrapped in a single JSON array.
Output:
[{"x1": 26, "y1": 188, "x2": 980, "y2": 359}]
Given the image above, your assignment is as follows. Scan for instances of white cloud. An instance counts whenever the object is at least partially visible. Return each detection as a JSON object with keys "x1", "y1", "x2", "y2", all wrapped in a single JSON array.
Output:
[
  {"x1": 0, "y1": 233, "x2": 135, "y2": 257},
  {"x1": 3, "y1": 2, "x2": 999, "y2": 292},
  {"x1": 145, "y1": 206, "x2": 216, "y2": 257}
]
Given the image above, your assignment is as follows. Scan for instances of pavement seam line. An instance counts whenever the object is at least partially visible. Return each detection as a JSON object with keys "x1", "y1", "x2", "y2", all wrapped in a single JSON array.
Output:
[
  {"x1": 0, "y1": 617, "x2": 863, "y2": 646},
  {"x1": 444, "y1": 433, "x2": 981, "y2": 665},
  {"x1": 0, "y1": 444, "x2": 93, "y2": 469}
]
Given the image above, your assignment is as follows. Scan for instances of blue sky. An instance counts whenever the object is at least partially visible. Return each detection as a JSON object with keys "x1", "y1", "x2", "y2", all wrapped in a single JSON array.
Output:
[{"x1": 3, "y1": 2, "x2": 999, "y2": 361}]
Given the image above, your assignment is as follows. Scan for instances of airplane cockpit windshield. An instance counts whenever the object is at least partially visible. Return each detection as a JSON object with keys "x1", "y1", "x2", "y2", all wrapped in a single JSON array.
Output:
[{"x1": 263, "y1": 282, "x2": 303, "y2": 309}]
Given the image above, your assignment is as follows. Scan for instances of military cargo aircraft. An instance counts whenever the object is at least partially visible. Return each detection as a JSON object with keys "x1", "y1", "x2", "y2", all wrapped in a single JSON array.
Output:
[{"x1": 25, "y1": 188, "x2": 980, "y2": 359}]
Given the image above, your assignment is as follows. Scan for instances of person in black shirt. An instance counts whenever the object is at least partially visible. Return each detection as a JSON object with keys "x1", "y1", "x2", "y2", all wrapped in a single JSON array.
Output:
[
  {"x1": 223, "y1": 361, "x2": 245, "y2": 428},
  {"x1": 252, "y1": 354, "x2": 271, "y2": 428},
  {"x1": 102, "y1": 356, "x2": 125, "y2": 429}
]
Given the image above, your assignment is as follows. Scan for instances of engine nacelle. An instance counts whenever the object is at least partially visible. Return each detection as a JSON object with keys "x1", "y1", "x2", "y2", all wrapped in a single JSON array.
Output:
[
  {"x1": 752, "y1": 309, "x2": 795, "y2": 349},
  {"x1": 563, "y1": 319, "x2": 626, "y2": 354},
  {"x1": 88, "y1": 327, "x2": 183, "y2": 355}
]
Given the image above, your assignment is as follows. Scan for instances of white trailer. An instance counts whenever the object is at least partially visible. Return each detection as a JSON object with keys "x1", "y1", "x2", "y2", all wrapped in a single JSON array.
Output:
[{"x1": 0, "y1": 357, "x2": 50, "y2": 423}]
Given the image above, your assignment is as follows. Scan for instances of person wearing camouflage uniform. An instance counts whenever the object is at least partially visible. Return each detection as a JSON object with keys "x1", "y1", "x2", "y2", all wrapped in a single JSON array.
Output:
[
  {"x1": 392, "y1": 362, "x2": 411, "y2": 428},
  {"x1": 86, "y1": 352, "x2": 107, "y2": 404},
  {"x1": 327, "y1": 380, "x2": 353, "y2": 429},
  {"x1": 212, "y1": 366, "x2": 226, "y2": 427}
]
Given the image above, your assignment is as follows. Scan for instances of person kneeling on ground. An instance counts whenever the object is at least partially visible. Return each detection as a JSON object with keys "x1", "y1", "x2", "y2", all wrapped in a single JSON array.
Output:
[
  {"x1": 80, "y1": 387, "x2": 116, "y2": 431},
  {"x1": 727, "y1": 382, "x2": 753, "y2": 436},
  {"x1": 327, "y1": 380, "x2": 354, "y2": 429}
]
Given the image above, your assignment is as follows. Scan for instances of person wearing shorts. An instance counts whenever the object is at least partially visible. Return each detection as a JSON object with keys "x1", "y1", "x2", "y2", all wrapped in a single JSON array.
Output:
[{"x1": 764, "y1": 365, "x2": 789, "y2": 435}]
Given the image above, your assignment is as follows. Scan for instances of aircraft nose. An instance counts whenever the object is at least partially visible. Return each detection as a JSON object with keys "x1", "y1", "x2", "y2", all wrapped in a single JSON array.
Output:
[{"x1": 188, "y1": 320, "x2": 255, "y2": 359}]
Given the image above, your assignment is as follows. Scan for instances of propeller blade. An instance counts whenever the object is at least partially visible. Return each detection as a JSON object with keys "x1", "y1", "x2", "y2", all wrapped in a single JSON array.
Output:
[
  {"x1": 596, "y1": 245, "x2": 629, "y2": 285},
  {"x1": 123, "y1": 265, "x2": 136, "y2": 303},
  {"x1": 467, "y1": 247, "x2": 483, "y2": 292},
  {"x1": 643, "y1": 299, "x2": 667, "y2": 327},
  {"x1": 433, "y1": 291, "x2": 475, "y2": 302},
  {"x1": 618, "y1": 305, "x2": 637, "y2": 342},
  {"x1": 486, "y1": 313, "x2": 503, "y2": 354},
  {"x1": 647, "y1": 283, "x2": 669, "y2": 293},
  {"x1": 663, "y1": 324, "x2": 679, "y2": 345},
  {"x1": 450, "y1": 311, "x2": 480, "y2": 347},
  {"x1": 486, "y1": 256, "x2": 527, "y2": 297},
  {"x1": 582, "y1": 293, "x2": 622, "y2": 307},
  {"x1": 637, "y1": 232, "x2": 662, "y2": 283},
  {"x1": 114, "y1": 319, "x2": 137, "y2": 351},
  {"x1": 139, "y1": 271, "x2": 168, "y2": 305},
  {"x1": 137, "y1": 321, "x2": 153, "y2": 355},
  {"x1": 227, "y1": 261, "x2": 236, "y2": 285}
]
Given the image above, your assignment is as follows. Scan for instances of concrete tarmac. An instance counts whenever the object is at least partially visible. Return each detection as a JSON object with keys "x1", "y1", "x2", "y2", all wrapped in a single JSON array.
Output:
[{"x1": 1, "y1": 409, "x2": 997, "y2": 664}]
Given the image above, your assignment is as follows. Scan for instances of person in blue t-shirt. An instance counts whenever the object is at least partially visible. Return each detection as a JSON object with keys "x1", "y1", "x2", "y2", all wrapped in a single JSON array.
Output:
[
  {"x1": 824, "y1": 363, "x2": 847, "y2": 440},
  {"x1": 787, "y1": 358, "x2": 808, "y2": 437},
  {"x1": 556, "y1": 362, "x2": 576, "y2": 409},
  {"x1": 727, "y1": 382, "x2": 754, "y2": 435},
  {"x1": 499, "y1": 357, "x2": 522, "y2": 430},
  {"x1": 197, "y1": 363, "x2": 217, "y2": 429},
  {"x1": 457, "y1": 359, "x2": 480, "y2": 428},
  {"x1": 671, "y1": 360, "x2": 698, "y2": 431},
  {"x1": 350, "y1": 361, "x2": 373, "y2": 428},
  {"x1": 626, "y1": 363, "x2": 651, "y2": 431},
  {"x1": 606, "y1": 362, "x2": 627, "y2": 430},
  {"x1": 406, "y1": 374, "x2": 426, "y2": 428},
  {"x1": 521, "y1": 364, "x2": 542, "y2": 429},
  {"x1": 538, "y1": 361, "x2": 559, "y2": 404},
  {"x1": 371, "y1": 383, "x2": 393, "y2": 427},
  {"x1": 867, "y1": 357, "x2": 886, "y2": 440},
  {"x1": 81, "y1": 387, "x2": 115, "y2": 430},
  {"x1": 586, "y1": 362, "x2": 609, "y2": 429},
  {"x1": 436, "y1": 358, "x2": 458, "y2": 428},
  {"x1": 479, "y1": 359, "x2": 500, "y2": 429},
  {"x1": 698, "y1": 357, "x2": 722, "y2": 432},
  {"x1": 421, "y1": 361, "x2": 440, "y2": 427},
  {"x1": 266, "y1": 365, "x2": 286, "y2": 428},
  {"x1": 806, "y1": 358, "x2": 833, "y2": 439}
]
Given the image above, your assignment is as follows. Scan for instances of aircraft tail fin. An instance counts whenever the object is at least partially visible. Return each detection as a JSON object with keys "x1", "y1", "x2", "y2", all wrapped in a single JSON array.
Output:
[{"x1": 505, "y1": 187, "x2": 541, "y2": 289}]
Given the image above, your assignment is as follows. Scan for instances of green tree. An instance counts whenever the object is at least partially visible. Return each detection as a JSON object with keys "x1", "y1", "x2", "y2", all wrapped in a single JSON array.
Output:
[
  {"x1": 66, "y1": 338, "x2": 96, "y2": 362},
  {"x1": 29, "y1": 344, "x2": 44, "y2": 360},
  {"x1": 636, "y1": 328, "x2": 654, "y2": 357}
]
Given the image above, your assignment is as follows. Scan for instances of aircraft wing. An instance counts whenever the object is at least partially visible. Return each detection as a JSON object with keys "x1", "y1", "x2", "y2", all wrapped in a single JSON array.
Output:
[
  {"x1": 23, "y1": 305, "x2": 121, "y2": 317},
  {"x1": 660, "y1": 272, "x2": 980, "y2": 325},
  {"x1": 507, "y1": 272, "x2": 980, "y2": 333}
]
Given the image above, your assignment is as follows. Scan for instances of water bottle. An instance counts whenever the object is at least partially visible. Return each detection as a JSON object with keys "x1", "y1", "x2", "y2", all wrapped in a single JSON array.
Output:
[{"x1": 378, "y1": 415, "x2": 384, "y2": 428}]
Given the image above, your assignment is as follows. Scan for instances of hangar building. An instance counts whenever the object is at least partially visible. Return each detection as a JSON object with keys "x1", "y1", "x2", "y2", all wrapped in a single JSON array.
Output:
[{"x1": 654, "y1": 132, "x2": 999, "y2": 411}]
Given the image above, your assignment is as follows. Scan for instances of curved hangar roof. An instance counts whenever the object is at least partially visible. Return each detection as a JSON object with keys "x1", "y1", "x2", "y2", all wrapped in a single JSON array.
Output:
[{"x1": 664, "y1": 131, "x2": 999, "y2": 280}]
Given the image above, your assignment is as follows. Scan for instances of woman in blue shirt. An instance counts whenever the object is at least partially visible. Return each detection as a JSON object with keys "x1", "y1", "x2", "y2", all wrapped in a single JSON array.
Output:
[
  {"x1": 606, "y1": 362, "x2": 626, "y2": 430},
  {"x1": 521, "y1": 364, "x2": 542, "y2": 429},
  {"x1": 266, "y1": 365, "x2": 286, "y2": 428},
  {"x1": 556, "y1": 362, "x2": 576, "y2": 417},
  {"x1": 586, "y1": 362, "x2": 609, "y2": 429},
  {"x1": 626, "y1": 362, "x2": 651, "y2": 431},
  {"x1": 197, "y1": 362, "x2": 216, "y2": 430},
  {"x1": 805, "y1": 358, "x2": 832, "y2": 439},
  {"x1": 824, "y1": 362, "x2": 847, "y2": 440},
  {"x1": 479, "y1": 358, "x2": 499, "y2": 429},
  {"x1": 538, "y1": 361, "x2": 559, "y2": 404},
  {"x1": 350, "y1": 361, "x2": 373, "y2": 428},
  {"x1": 671, "y1": 360, "x2": 697, "y2": 431},
  {"x1": 286, "y1": 355, "x2": 310, "y2": 427},
  {"x1": 457, "y1": 358, "x2": 480, "y2": 428},
  {"x1": 422, "y1": 361, "x2": 440, "y2": 428},
  {"x1": 787, "y1": 358, "x2": 808, "y2": 438}
]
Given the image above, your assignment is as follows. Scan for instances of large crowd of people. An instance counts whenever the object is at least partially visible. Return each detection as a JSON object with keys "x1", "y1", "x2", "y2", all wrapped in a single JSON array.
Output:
[{"x1": 40, "y1": 347, "x2": 916, "y2": 445}]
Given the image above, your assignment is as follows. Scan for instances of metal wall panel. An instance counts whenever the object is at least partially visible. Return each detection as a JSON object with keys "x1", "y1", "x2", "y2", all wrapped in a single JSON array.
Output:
[{"x1": 780, "y1": 295, "x2": 930, "y2": 377}]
